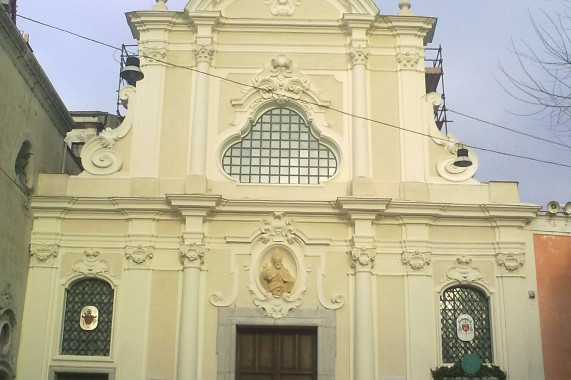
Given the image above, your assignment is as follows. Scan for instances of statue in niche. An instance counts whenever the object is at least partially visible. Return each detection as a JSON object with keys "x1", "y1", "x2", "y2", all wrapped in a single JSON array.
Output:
[{"x1": 261, "y1": 247, "x2": 295, "y2": 296}]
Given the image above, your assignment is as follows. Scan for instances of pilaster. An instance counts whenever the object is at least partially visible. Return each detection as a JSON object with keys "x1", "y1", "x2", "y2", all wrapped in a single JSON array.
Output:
[
  {"x1": 338, "y1": 196, "x2": 389, "y2": 380},
  {"x1": 342, "y1": 14, "x2": 374, "y2": 179},
  {"x1": 168, "y1": 194, "x2": 221, "y2": 380},
  {"x1": 187, "y1": 12, "x2": 221, "y2": 183},
  {"x1": 384, "y1": 15, "x2": 436, "y2": 182}
]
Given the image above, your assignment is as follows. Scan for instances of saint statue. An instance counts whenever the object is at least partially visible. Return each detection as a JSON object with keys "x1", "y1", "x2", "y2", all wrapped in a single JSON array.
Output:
[{"x1": 261, "y1": 248, "x2": 295, "y2": 296}]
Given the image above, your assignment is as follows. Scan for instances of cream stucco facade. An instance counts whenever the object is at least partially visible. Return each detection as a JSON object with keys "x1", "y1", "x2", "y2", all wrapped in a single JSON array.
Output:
[{"x1": 17, "y1": 1, "x2": 547, "y2": 379}]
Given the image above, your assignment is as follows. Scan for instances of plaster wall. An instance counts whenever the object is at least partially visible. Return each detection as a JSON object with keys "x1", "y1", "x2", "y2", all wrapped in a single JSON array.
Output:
[
  {"x1": 533, "y1": 232, "x2": 571, "y2": 380},
  {"x1": 0, "y1": 11, "x2": 77, "y2": 377}
]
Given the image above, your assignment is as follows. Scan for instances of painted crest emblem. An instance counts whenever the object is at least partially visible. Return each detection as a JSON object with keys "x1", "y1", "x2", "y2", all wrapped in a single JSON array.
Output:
[
  {"x1": 80, "y1": 306, "x2": 99, "y2": 331},
  {"x1": 456, "y1": 314, "x2": 475, "y2": 341}
]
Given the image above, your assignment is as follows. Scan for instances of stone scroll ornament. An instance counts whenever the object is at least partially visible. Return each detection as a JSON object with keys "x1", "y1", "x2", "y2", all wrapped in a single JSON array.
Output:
[
  {"x1": 425, "y1": 92, "x2": 479, "y2": 182},
  {"x1": 265, "y1": 0, "x2": 301, "y2": 16},
  {"x1": 81, "y1": 86, "x2": 137, "y2": 175}
]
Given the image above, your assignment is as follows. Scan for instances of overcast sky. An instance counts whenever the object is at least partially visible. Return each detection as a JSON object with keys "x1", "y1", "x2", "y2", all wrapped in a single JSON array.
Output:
[{"x1": 15, "y1": 0, "x2": 570, "y2": 208}]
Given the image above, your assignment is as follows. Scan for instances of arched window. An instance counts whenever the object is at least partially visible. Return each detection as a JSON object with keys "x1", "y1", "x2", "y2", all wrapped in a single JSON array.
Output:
[
  {"x1": 61, "y1": 279, "x2": 114, "y2": 356},
  {"x1": 440, "y1": 286, "x2": 492, "y2": 363},
  {"x1": 222, "y1": 108, "x2": 337, "y2": 184}
]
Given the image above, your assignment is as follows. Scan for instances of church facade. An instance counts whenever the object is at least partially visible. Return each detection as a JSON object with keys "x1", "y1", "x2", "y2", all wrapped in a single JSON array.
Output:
[{"x1": 17, "y1": 1, "x2": 545, "y2": 379}]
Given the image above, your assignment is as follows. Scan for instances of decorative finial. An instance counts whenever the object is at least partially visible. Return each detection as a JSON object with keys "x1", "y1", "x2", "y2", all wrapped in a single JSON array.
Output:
[
  {"x1": 398, "y1": 0, "x2": 413, "y2": 16},
  {"x1": 152, "y1": 0, "x2": 168, "y2": 11}
]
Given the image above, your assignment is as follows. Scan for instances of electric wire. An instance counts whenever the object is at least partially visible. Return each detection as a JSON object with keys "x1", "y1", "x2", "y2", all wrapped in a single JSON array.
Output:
[
  {"x1": 9, "y1": 11, "x2": 571, "y2": 169},
  {"x1": 448, "y1": 109, "x2": 571, "y2": 149}
]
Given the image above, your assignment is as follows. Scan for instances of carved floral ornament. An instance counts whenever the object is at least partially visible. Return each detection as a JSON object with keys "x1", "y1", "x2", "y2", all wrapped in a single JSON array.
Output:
[
  {"x1": 402, "y1": 250, "x2": 431, "y2": 270},
  {"x1": 443, "y1": 256, "x2": 489, "y2": 285},
  {"x1": 231, "y1": 54, "x2": 330, "y2": 113},
  {"x1": 496, "y1": 252, "x2": 525, "y2": 271},
  {"x1": 30, "y1": 244, "x2": 59, "y2": 263},
  {"x1": 260, "y1": 212, "x2": 297, "y2": 244},
  {"x1": 81, "y1": 85, "x2": 136, "y2": 175},
  {"x1": 138, "y1": 46, "x2": 168, "y2": 63},
  {"x1": 193, "y1": 43, "x2": 214, "y2": 64},
  {"x1": 265, "y1": 0, "x2": 301, "y2": 16},
  {"x1": 179, "y1": 243, "x2": 206, "y2": 267},
  {"x1": 396, "y1": 50, "x2": 421, "y2": 69},
  {"x1": 125, "y1": 245, "x2": 155, "y2": 264},
  {"x1": 349, "y1": 46, "x2": 369, "y2": 66},
  {"x1": 66, "y1": 249, "x2": 115, "y2": 279},
  {"x1": 350, "y1": 246, "x2": 376, "y2": 271}
]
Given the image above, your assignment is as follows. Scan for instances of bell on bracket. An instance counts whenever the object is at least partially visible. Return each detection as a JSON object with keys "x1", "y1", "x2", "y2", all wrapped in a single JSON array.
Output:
[
  {"x1": 120, "y1": 56, "x2": 144, "y2": 86},
  {"x1": 453, "y1": 144, "x2": 473, "y2": 167}
]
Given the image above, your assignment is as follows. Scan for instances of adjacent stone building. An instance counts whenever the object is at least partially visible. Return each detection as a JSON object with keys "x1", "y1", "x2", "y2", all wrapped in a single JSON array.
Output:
[
  {"x1": 16, "y1": 1, "x2": 547, "y2": 379},
  {"x1": 0, "y1": 8, "x2": 80, "y2": 380}
]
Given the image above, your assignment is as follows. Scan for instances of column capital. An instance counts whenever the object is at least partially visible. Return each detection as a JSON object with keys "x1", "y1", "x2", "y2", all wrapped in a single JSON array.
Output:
[
  {"x1": 349, "y1": 46, "x2": 369, "y2": 67},
  {"x1": 193, "y1": 43, "x2": 215, "y2": 64},
  {"x1": 180, "y1": 243, "x2": 206, "y2": 268},
  {"x1": 350, "y1": 246, "x2": 376, "y2": 272}
]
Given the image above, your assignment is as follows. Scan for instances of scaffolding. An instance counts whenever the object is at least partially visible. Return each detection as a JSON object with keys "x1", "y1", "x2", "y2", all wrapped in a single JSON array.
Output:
[{"x1": 425, "y1": 45, "x2": 451, "y2": 134}]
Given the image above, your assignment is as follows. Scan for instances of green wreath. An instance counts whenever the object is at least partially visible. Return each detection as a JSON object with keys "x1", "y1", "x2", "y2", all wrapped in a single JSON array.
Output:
[{"x1": 431, "y1": 361, "x2": 507, "y2": 380}]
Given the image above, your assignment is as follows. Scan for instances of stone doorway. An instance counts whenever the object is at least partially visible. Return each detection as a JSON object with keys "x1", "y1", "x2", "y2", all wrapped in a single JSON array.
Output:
[{"x1": 236, "y1": 326, "x2": 317, "y2": 380}]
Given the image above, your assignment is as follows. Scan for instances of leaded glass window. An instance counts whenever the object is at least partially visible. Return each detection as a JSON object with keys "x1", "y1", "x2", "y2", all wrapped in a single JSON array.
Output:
[
  {"x1": 61, "y1": 279, "x2": 114, "y2": 356},
  {"x1": 222, "y1": 108, "x2": 337, "y2": 184},
  {"x1": 440, "y1": 286, "x2": 492, "y2": 363}
]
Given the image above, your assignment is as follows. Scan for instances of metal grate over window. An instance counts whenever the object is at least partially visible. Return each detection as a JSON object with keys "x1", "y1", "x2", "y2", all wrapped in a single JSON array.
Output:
[
  {"x1": 440, "y1": 286, "x2": 492, "y2": 363},
  {"x1": 61, "y1": 279, "x2": 114, "y2": 356},
  {"x1": 222, "y1": 108, "x2": 337, "y2": 184}
]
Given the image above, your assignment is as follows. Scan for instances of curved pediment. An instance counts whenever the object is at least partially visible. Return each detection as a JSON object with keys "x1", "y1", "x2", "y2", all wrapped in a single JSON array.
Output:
[{"x1": 185, "y1": 0, "x2": 379, "y2": 18}]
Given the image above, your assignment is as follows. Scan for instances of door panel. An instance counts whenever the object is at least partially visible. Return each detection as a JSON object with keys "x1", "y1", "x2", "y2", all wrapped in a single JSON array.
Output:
[{"x1": 236, "y1": 327, "x2": 317, "y2": 380}]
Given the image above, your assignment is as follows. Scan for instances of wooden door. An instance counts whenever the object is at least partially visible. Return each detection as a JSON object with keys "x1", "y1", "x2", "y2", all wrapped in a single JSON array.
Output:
[{"x1": 236, "y1": 327, "x2": 317, "y2": 380}]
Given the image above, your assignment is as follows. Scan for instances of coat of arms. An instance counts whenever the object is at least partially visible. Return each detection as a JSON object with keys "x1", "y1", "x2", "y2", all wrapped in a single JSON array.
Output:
[
  {"x1": 80, "y1": 306, "x2": 99, "y2": 331},
  {"x1": 456, "y1": 314, "x2": 475, "y2": 341}
]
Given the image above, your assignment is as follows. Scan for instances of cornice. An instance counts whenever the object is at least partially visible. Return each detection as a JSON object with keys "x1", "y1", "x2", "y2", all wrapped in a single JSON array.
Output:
[
  {"x1": 0, "y1": 11, "x2": 74, "y2": 136},
  {"x1": 126, "y1": 11, "x2": 189, "y2": 39},
  {"x1": 375, "y1": 15, "x2": 436, "y2": 45}
]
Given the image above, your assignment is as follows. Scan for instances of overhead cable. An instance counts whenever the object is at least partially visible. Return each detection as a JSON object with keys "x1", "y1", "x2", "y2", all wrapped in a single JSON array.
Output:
[{"x1": 10, "y1": 11, "x2": 571, "y2": 169}]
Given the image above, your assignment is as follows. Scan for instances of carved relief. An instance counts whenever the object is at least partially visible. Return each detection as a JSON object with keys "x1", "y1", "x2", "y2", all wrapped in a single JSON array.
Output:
[
  {"x1": 350, "y1": 246, "x2": 376, "y2": 271},
  {"x1": 425, "y1": 92, "x2": 479, "y2": 182},
  {"x1": 30, "y1": 244, "x2": 59, "y2": 263},
  {"x1": 250, "y1": 245, "x2": 305, "y2": 319},
  {"x1": 260, "y1": 212, "x2": 297, "y2": 244},
  {"x1": 396, "y1": 51, "x2": 421, "y2": 69},
  {"x1": 265, "y1": 0, "x2": 301, "y2": 16},
  {"x1": 444, "y1": 256, "x2": 487, "y2": 285},
  {"x1": 349, "y1": 46, "x2": 369, "y2": 66},
  {"x1": 180, "y1": 243, "x2": 206, "y2": 268},
  {"x1": 66, "y1": 249, "x2": 115, "y2": 279},
  {"x1": 81, "y1": 86, "x2": 137, "y2": 175},
  {"x1": 125, "y1": 245, "x2": 155, "y2": 264},
  {"x1": 496, "y1": 252, "x2": 525, "y2": 271},
  {"x1": 402, "y1": 250, "x2": 431, "y2": 270},
  {"x1": 260, "y1": 247, "x2": 295, "y2": 296},
  {"x1": 139, "y1": 46, "x2": 168, "y2": 63},
  {"x1": 193, "y1": 43, "x2": 214, "y2": 63},
  {"x1": 232, "y1": 54, "x2": 329, "y2": 109}
]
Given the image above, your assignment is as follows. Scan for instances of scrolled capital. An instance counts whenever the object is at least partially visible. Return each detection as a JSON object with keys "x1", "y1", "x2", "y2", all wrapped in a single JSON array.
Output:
[
  {"x1": 350, "y1": 246, "x2": 376, "y2": 271},
  {"x1": 180, "y1": 243, "x2": 207, "y2": 268},
  {"x1": 193, "y1": 44, "x2": 214, "y2": 64},
  {"x1": 349, "y1": 47, "x2": 369, "y2": 67}
]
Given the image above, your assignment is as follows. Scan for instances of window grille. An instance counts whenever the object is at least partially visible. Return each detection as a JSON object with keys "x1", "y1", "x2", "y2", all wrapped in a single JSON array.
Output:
[
  {"x1": 440, "y1": 286, "x2": 492, "y2": 363},
  {"x1": 61, "y1": 279, "x2": 114, "y2": 356},
  {"x1": 222, "y1": 108, "x2": 337, "y2": 184}
]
